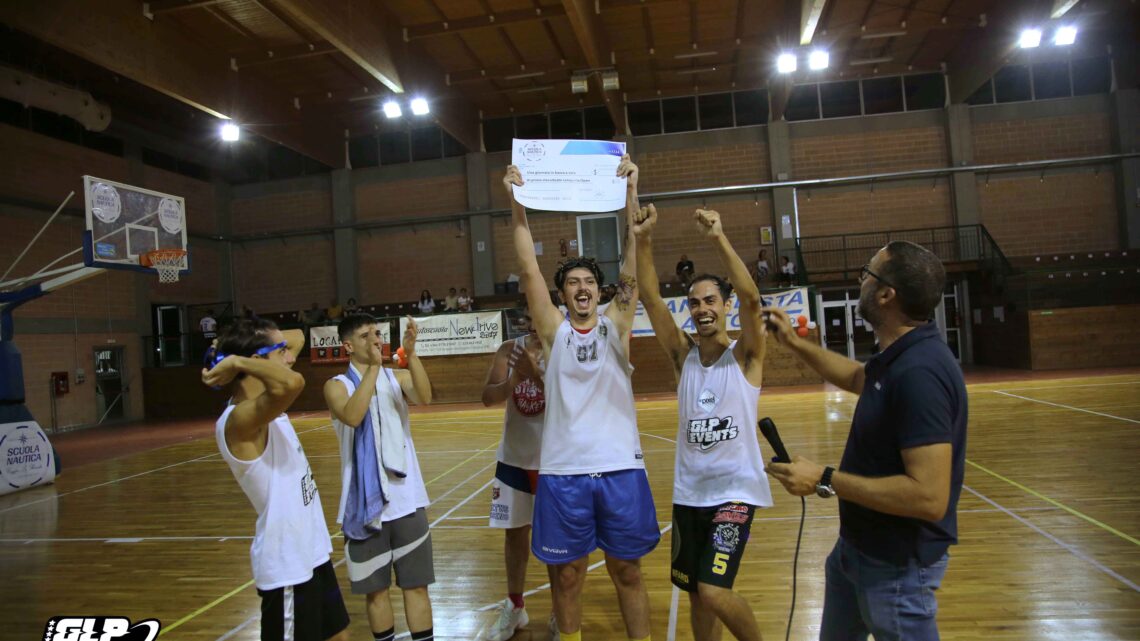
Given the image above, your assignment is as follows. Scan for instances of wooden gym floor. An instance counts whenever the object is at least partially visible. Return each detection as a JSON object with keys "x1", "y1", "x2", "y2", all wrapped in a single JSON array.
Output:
[{"x1": 2, "y1": 368, "x2": 1138, "y2": 640}]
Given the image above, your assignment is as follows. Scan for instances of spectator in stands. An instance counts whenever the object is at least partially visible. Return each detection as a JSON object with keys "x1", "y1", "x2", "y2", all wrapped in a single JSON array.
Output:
[
  {"x1": 676, "y1": 254, "x2": 695, "y2": 287},
  {"x1": 344, "y1": 297, "x2": 360, "y2": 315},
  {"x1": 200, "y1": 310, "x2": 218, "y2": 340},
  {"x1": 418, "y1": 290, "x2": 436, "y2": 315},
  {"x1": 754, "y1": 249, "x2": 771, "y2": 285},
  {"x1": 778, "y1": 255, "x2": 797, "y2": 286},
  {"x1": 327, "y1": 298, "x2": 344, "y2": 322},
  {"x1": 458, "y1": 288, "x2": 474, "y2": 312},
  {"x1": 299, "y1": 302, "x2": 326, "y2": 326},
  {"x1": 443, "y1": 288, "x2": 460, "y2": 313}
]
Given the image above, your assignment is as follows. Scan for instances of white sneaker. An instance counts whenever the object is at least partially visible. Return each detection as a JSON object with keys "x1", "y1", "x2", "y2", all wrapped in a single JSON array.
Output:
[
  {"x1": 486, "y1": 598, "x2": 529, "y2": 641},
  {"x1": 548, "y1": 613, "x2": 560, "y2": 641}
]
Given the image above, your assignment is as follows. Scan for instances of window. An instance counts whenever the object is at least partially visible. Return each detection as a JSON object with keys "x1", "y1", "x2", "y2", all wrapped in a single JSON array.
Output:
[
  {"x1": 1071, "y1": 57, "x2": 1111, "y2": 95},
  {"x1": 733, "y1": 89, "x2": 768, "y2": 126},
  {"x1": 411, "y1": 125, "x2": 442, "y2": 161},
  {"x1": 965, "y1": 79, "x2": 995, "y2": 105},
  {"x1": 267, "y1": 144, "x2": 305, "y2": 180},
  {"x1": 627, "y1": 100, "x2": 662, "y2": 136},
  {"x1": 662, "y1": 96, "x2": 697, "y2": 133},
  {"x1": 904, "y1": 73, "x2": 945, "y2": 110},
  {"x1": 379, "y1": 130, "x2": 410, "y2": 164},
  {"x1": 820, "y1": 81, "x2": 860, "y2": 118},
  {"x1": 785, "y1": 84, "x2": 820, "y2": 121},
  {"x1": 549, "y1": 110, "x2": 584, "y2": 139},
  {"x1": 698, "y1": 93, "x2": 734, "y2": 129},
  {"x1": 584, "y1": 106, "x2": 613, "y2": 139},
  {"x1": 515, "y1": 113, "x2": 548, "y2": 139},
  {"x1": 349, "y1": 134, "x2": 379, "y2": 169},
  {"x1": 861, "y1": 76, "x2": 904, "y2": 114},
  {"x1": 442, "y1": 130, "x2": 466, "y2": 158},
  {"x1": 483, "y1": 117, "x2": 514, "y2": 152},
  {"x1": 994, "y1": 65, "x2": 1032, "y2": 103},
  {"x1": 1032, "y1": 61, "x2": 1071, "y2": 99}
]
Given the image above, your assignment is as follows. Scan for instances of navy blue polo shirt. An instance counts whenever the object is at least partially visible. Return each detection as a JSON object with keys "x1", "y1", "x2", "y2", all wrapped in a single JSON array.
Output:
[{"x1": 838, "y1": 321, "x2": 968, "y2": 566}]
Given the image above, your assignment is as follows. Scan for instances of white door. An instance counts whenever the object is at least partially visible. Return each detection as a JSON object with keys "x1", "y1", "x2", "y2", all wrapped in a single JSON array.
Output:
[{"x1": 576, "y1": 213, "x2": 622, "y2": 285}]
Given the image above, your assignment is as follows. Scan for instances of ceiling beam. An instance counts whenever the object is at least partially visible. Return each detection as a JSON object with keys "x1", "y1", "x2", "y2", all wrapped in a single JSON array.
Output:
[
  {"x1": 231, "y1": 42, "x2": 338, "y2": 70},
  {"x1": 143, "y1": 0, "x2": 226, "y2": 16},
  {"x1": 769, "y1": 0, "x2": 803, "y2": 121},
  {"x1": 405, "y1": 5, "x2": 567, "y2": 41},
  {"x1": 1, "y1": 0, "x2": 344, "y2": 167},
  {"x1": 561, "y1": 0, "x2": 628, "y2": 136},
  {"x1": 1051, "y1": 0, "x2": 1082, "y2": 18},
  {"x1": 945, "y1": 0, "x2": 1052, "y2": 104},
  {"x1": 269, "y1": 0, "x2": 403, "y2": 93},
  {"x1": 801, "y1": 0, "x2": 827, "y2": 45}
]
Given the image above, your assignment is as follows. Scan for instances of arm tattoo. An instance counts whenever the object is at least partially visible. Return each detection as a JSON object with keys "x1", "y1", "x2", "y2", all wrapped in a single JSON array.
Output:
[{"x1": 613, "y1": 273, "x2": 637, "y2": 312}]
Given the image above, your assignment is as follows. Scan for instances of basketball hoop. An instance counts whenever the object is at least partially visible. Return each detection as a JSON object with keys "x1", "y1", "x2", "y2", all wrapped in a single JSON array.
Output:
[{"x1": 140, "y1": 249, "x2": 187, "y2": 283}]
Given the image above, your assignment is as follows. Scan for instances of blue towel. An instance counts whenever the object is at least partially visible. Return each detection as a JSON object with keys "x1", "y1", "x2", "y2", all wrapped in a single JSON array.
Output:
[{"x1": 342, "y1": 366, "x2": 386, "y2": 541}]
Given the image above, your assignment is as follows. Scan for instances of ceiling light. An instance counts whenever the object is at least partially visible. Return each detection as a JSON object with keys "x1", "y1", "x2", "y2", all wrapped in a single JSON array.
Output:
[
  {"x1": 382, "y1": 100, "x2": 402, "y2": 118},
  {"x1": 808, "y1": 49, "x2": 830, "y2": 70},
  {"x1": 1019, "y1": 28, "x2": 1042, "y2": 48},
  {"x1": 1053, "y1": 26, "x2": 1077, "y2": 46},
  {"x1": 571, "y1": 74, "x2": 589, "y2": 94},
  {"x1": 777, "y1": 53, "x2": 797, "y2": 74},
  {"x1": 410, "y1": 97, "x2": 429, "y2": 115},
  {"x1": 601, "y1": 70, "x2": 620, "y2": 91},
  {"x1": 220, "y1": 122, "x2": 240, "y2": 141}
]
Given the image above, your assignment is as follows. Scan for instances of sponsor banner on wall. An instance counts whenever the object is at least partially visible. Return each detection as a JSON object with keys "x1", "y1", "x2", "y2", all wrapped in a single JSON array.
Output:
[
  {"x1": 631, "y1": 287, "x2": 811, "y2": 337},
  {"x1": 310, "y1": 324, "x2": 391, "y2": 364},
  {"x1": 400, "y1": 311, "x2": 504, "y2": 357},
  {"x1": 1, "y1": 421, "x2": 56, "y2": 496}
]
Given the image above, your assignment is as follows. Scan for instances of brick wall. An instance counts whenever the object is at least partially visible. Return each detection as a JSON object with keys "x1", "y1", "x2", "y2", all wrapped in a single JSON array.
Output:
[
  {"x1": 637, "y1": 142, "x2": 769, "y2": 193},
  {"x1": 797, "y1": 182, "x2": 954, "y2": 237},
  {"x1": 140, "y1": 166, "x2": 218, "y2": 236},
  {"x1": 0, "y1": 124, "x2": 130, "y2": 205},
  {"x1": 977, "y1": 172, "x2": 1117, "y2": 257},
  {"x1": 972, "y1": 112, "x2": 1113, "y2": 164},
  {"x1": 357, "y1": 222, "x2": 474, "y2": 303},
  {"x1": 356, "y1": 174, "x2": 467, "y2": 221},
  {"x1": 791, "y1": 126, "x2": 947, "y2": 179},
  {"x1": 232, "y1": 237, "x2": 335, "y2": 313},
  {"x1": 491, "y1": 211, "x2": 580, "y2": 285},
  {"x1": 231, "y1": 189, "x2": 332, "y2": 235}
]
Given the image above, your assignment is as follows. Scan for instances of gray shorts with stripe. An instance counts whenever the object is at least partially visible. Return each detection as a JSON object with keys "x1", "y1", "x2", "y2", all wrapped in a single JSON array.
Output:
[{"x1": 344, "y1": 507, "x2": 434, "y2": 594}]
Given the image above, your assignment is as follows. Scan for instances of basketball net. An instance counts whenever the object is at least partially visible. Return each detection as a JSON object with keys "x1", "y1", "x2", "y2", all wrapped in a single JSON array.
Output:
[{"x1": 141, "y1": 249, "x2": 187, "y2": 284}]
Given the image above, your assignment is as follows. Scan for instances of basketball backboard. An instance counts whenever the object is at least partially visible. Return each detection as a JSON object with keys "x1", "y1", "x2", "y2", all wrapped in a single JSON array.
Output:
[{"x1": 82, "y1": 176, "x2": 188, "y2": 276}]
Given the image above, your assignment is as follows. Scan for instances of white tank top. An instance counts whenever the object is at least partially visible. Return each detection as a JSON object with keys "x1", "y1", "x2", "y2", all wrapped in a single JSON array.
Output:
[
  {"x1": 215, "y1": 405, "x2": 332, "y2": 590},
  {"x1": 673, "y1": 342, "x2": 774, "y2": 508},
  {"x1": 541, "y1": 316, "x2": 644, "y2": 475},
  {"x1": 331, "y1": 369, "x2": 430, "y2": 524},
  {"x1": 496, "y1": 336, "x2": 545, "y2": 470}
]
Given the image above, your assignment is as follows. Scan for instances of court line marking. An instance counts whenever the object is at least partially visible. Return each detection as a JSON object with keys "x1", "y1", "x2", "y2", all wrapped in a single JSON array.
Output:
[
  {"x1": 428, "y1": 460, "x2": 496, "y2": 507},
  {"x1": 966, "y1": 459, "x2": 1140, "y2": 546},
  {"x1": 424, "y1": 442, "x2": 498, "y2": 486},
  {"x1": 994, "y1": 380, "x2": 1140, "y2": 393},
  {"x1": 991, "y1": 390, "x2": 1140, "y2": 424},
  {"x1": 963, "y1": 486, "x2": 1140, "y2": 592}
]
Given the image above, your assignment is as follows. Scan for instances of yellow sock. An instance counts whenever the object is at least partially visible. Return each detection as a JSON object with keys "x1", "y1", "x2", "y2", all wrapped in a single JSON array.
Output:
[{"x1": 559, "y1": 632, "x2": 581, "y2": 641}]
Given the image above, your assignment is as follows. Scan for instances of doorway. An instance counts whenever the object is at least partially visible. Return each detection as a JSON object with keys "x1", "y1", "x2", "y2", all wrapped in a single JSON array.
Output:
[
  {"x1": 94, "y1": 346, "x2": 125, "y2": 423},
  {"x1": 576, "y1": 213, "x2": 621, "y2": 285},
  {"x1": 821, "y1": 296, "x2": 877, "y2": 362},
  {"x1": 153, "y1": 304, "x2": 185, "y2": 367}
]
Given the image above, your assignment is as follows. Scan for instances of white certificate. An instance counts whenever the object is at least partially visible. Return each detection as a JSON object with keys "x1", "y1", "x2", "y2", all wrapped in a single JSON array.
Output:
[{"x1": 511, "y1": 139, "x2": 627, "y2": 212}]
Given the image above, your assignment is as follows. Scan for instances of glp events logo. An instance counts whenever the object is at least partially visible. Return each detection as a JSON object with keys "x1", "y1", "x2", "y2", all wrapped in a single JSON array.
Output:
[{"x1": 43, "y1": 617, "x2": 161, "y2": 641}]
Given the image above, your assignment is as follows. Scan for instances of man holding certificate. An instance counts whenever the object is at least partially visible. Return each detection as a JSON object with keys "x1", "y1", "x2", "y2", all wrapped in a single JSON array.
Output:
[{"x1": 504, "y1": 143, "x2": 658, "y2": 641}]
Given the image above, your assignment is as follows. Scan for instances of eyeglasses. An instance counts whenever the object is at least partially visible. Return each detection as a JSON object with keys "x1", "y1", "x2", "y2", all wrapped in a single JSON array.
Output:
[{"x1": 859, "y1": 264, "x2": 896, "y2": 288}]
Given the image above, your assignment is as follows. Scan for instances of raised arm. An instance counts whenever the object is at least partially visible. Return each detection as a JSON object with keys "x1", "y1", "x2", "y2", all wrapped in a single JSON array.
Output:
[
  {"x1": 634, "y1": 203, "x2": 690, "y2": 377},
  {"x1": 323, "y1": 341, "x2": 383, "y2": 427},
  {"x1": 505, "y1": 166, "x2": 562, "y2": 345},
  {"x1": 203, "y1": 355, "x2": 304, "y2": 455},
  {"x1": 766, "y1": 307, "x2": 864, "y2": 394},
  {"x1": 604, "y1": 154, "x2": 642, "y2": 339},
  {"x1": 695, "y1": 209, "x2": 767, "y2": 386},
  {"x1": 395, "y1": 316, "x2": 432, "y2": 405}
]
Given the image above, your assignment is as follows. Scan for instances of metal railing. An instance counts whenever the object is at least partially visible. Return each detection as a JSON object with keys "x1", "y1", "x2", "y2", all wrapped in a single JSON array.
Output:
[{"x1": 795, "y1": 224, "x2": 1011, "y2": 283}]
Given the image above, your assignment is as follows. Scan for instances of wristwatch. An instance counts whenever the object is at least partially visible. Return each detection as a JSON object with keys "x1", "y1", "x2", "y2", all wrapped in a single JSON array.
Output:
[{"x1": 815, "y1": 466, "x2": 836, "y2": 498}]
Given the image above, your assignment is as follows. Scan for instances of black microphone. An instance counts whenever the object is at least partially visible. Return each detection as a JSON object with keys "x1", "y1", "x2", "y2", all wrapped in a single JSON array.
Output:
[{"x1": 758, "y1": 417, "x2": 791, "y2": 464}]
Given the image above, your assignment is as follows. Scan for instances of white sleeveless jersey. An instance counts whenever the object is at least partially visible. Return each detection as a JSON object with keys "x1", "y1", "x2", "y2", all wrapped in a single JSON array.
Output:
[
  {"x1": 331, "y1": 368, "x2": 429, "y2": 524},
  {"x1": 216, "y1": 405, "x2": 332, "y2": 590},
  {"x1": 496, "y1": 336, "x2": 545, "y2": 470},
  {"x1": 541, "y1": 315, "x2": 644, "y2": 474},
  {"x1": 674, "y1": 342, "x2": 774, "y2": 508}
]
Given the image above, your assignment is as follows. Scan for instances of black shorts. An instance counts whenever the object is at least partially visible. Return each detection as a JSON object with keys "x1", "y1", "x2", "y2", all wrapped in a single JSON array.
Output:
[
  {"x1": 257, "y1": 560, "x2": 349, "y2": 641},
  {"x1": 670, "y1": 502, "x2": 756, "y2": 592}
]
